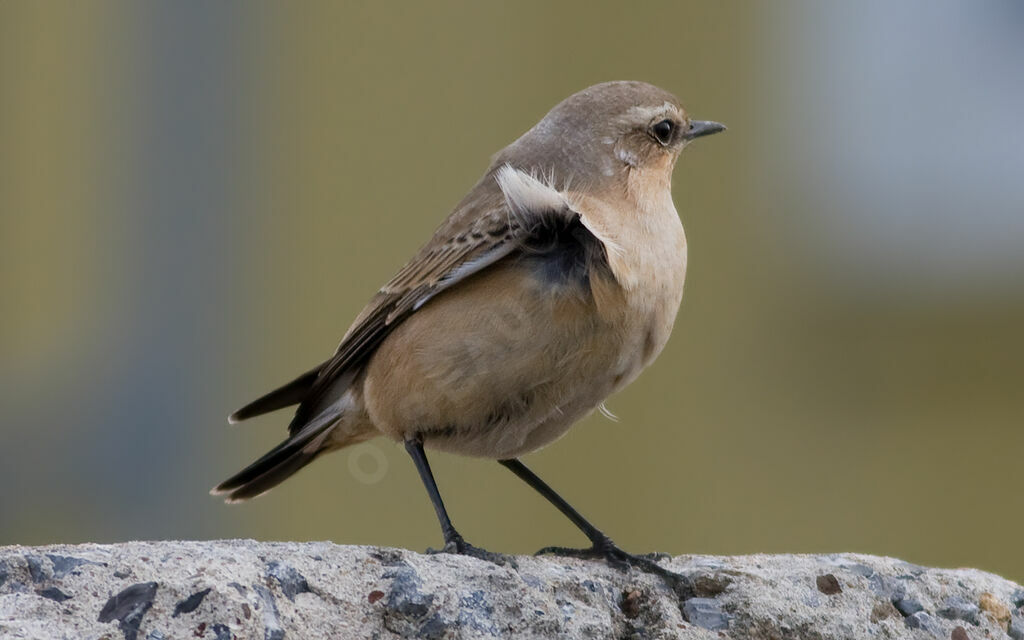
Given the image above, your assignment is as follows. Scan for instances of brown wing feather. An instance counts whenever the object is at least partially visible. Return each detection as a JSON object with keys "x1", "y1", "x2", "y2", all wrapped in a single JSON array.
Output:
[{"x1": 286, "y1": 200, "x2": 524, "y2": 432}]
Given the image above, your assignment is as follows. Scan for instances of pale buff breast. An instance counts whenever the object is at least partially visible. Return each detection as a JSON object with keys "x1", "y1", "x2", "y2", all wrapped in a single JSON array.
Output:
[{"x1": 574, "y1": 180, "x2": 688, "y2": 393}]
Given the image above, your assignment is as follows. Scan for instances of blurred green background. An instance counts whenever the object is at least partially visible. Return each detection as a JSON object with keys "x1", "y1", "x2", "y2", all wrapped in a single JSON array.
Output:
[{"x1": 2, "y1": 2, "x2": 1023, "y2": 582}]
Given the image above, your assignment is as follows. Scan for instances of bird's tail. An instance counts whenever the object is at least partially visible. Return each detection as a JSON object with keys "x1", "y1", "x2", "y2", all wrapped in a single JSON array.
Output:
[{"x1": 211, "y1": 398, "x2": 369, "y2": 503}]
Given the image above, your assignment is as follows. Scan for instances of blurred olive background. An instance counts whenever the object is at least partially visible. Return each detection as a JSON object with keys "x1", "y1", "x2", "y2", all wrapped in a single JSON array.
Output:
[{"x1": 2, "y1": 2, "x2": 1023, "y2": 581}]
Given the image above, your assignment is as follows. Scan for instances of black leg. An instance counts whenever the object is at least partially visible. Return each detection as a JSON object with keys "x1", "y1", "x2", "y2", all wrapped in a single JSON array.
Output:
[
  {"x1": 498, "y1": 458, "x2": 611, "y2": 547},
  {"x1": 404, "y1": 437, "x2": 459, "y2": 543},
  {"x1": 498, "y1": 458, "x2": 692, "y2": 598},
  {"x1": 404, "y1": 437, "x2": 513, "y2": 567}
]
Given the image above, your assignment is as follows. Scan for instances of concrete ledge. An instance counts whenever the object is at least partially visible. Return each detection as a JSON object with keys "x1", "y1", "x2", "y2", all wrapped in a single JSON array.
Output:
[{"x1": 1, "y1": 540, "x2": 1022, "y2": 639}]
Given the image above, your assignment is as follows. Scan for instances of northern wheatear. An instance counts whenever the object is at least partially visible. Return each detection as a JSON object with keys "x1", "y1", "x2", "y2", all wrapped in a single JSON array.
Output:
[{"x1": 214, "y1": 81, "x2": 724, "y2": 588}]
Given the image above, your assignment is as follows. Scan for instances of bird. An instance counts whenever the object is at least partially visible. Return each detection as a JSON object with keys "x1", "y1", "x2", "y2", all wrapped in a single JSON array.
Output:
[{"x1": 212, "y1": 80, "x2": 724, "y2": 587}]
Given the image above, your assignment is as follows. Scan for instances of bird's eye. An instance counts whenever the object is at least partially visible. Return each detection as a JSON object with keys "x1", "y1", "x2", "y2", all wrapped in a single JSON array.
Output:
[{"x1": 651, "y1": 119, "x2": 675, "y2": 145}]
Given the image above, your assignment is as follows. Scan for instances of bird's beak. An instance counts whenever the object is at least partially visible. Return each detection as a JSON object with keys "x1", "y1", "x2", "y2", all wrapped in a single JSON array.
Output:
[{"x1": 683, "y1": 120, "x2": 726, "y2": 141}]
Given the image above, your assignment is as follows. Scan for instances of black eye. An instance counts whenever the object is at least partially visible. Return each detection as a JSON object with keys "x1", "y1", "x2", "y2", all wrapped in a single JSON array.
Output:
[{"x1": 651, "y1": 119, "x2": 674, "y2": 145}]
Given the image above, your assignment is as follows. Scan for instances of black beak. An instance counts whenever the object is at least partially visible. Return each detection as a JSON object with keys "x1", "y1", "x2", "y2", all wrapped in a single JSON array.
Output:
[{"x1": 683, "y1": 120, "x2": 726, "y2": 141}]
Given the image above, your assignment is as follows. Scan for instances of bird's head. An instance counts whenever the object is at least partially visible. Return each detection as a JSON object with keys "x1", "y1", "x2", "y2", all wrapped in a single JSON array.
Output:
[{"x1": 496, "y1": 81, "x2": 724, "y2": 198}]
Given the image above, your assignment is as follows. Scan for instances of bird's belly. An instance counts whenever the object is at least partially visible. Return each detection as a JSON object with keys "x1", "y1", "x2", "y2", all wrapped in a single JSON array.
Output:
[{"x1": 362, "y1": 259, "x2": 655, "y2": 459}]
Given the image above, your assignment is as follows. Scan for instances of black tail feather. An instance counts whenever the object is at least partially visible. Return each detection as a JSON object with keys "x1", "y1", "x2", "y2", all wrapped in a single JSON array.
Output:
[
  {"x1": 213, "y1": 443, "x2": 324, "y2": 502},
  {"x1": 229, "y1": 364, "x2": 324, "y2": 423},
  {"x1": 213, "y1": 404, "x2": 343, "y2": 501}
]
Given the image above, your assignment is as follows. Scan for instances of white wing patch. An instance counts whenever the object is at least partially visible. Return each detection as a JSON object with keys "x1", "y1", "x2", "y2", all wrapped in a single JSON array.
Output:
[
  {"x1": 495, "y1": 164, "x2": 568, "y2": 217},
  {"x1": 494, "y1": 165, "x2": 625, "y2": 271},
  {"x1": 403, "y1": 167, "x2": 580, "y2": 316}
]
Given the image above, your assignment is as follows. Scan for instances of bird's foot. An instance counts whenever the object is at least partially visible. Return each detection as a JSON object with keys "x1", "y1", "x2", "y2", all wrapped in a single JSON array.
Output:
[
  {"x1": 537, "y1": 537, "x2": 692, "y2": 599},
  {"x1": 428, "y1": 533, "x2": 518, "y2": 568}
]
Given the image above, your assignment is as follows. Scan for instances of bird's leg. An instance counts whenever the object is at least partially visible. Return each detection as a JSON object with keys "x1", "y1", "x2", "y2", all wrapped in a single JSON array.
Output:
[
  {"x1": 498, "y1": 458, "x2": 692, "y2": 598},
  {"x1": 404, "y1": 437, "x2": 514, "y2": 567}
]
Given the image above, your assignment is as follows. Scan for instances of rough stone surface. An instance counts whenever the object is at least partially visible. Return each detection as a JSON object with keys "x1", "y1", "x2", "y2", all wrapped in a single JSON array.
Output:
[
  {"x1": 0, "y1": 540, "x2": 1021, "y2": 639},
  {"x1": 938, "y1": 595, "x2": 981, "y2": 624}
]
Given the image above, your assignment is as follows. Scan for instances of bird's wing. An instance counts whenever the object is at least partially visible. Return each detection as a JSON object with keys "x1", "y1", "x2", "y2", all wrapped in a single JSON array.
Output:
[{"x1": 231, "y1": 165, "x2": 607, "y2": 434}]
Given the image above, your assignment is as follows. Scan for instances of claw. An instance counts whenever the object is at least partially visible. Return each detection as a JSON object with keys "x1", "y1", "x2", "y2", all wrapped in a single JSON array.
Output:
[
  {"x1": 427, "y1": 535, "x2": 518, "y2": 568},
  {"x1": 537, "y1": 539, "x2": 693, "y2": 599}
]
